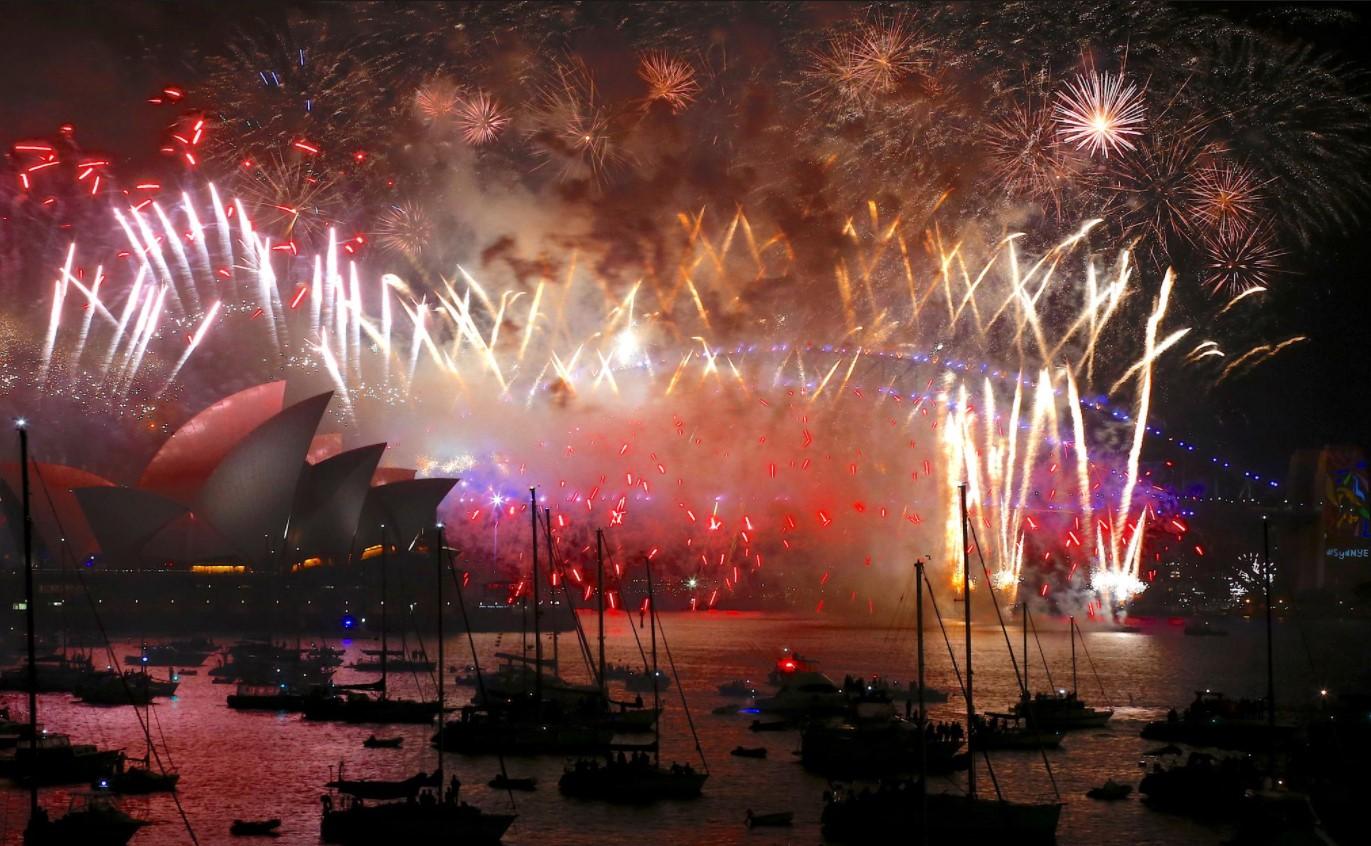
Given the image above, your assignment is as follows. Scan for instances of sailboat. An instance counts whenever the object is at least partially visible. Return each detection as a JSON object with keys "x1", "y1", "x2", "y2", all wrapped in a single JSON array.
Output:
[
  {"x1": 1003, "y1": 610, "x2": 1113, "y2": 731},
  {"x1": 101, "y1": 654, "x2": 178, "y2": 794},
  {"x1": 305, "y1": 525, "x2": 440, "y2": 724},
  {"x1": 822, "y1": 487, "x2": 1062, "y2": 844},
  {"x1": 320, "y1": 523, "x2": 515, "y2": 845},
  {"x1": 439, "y1": 502, "x2": 648, "y2": 755},
  {"x1": 12, "y1": 422, "x2": 147, "y2": 846},
  {"x1": 558, "y1": 548, "x2": 707, "y2": 803}
]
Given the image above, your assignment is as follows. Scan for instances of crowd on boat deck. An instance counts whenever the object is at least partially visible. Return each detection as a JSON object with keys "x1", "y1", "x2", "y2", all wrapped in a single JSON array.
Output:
[
  {"x1": 923, "y1": 720, "x2": 965, "y2": 742},
  {"x1": 824, "y1": 776, "x2": 922, "y2": 806}
]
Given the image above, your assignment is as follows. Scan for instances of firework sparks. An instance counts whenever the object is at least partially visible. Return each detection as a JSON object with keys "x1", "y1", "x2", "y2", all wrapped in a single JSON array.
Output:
[
  {"x1": 638, "y1": 51, "x2": 700, "y2": 114},
  {"x1": 1203, "y1": 223, "x2": 1282, "y2": 294},
  {"x1": 456, "y1": 90, "x2": 510, "y2": 145},
  {"x1": 374, "y1": 202, "x2": 433, "y2": 261},
  {"x1": 414, "y1": 77, "x2": 462, "y2": 124},
  {"x1": 1188, "y1": 162, "x2": 1266, "y2": 236},
  {"x1": 1054, "y1": 71, "x2": 1147, "y2": 158},
  {"x1": 810, "y1": 15, "x2": 930, "y2": 109}
]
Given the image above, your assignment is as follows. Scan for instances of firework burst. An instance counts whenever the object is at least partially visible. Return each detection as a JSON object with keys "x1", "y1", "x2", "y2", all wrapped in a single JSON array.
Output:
[
  {"x1": 809, "y1": 15, "x2": 931, "y2": 109},
  {"x1": 1187, "y1": 161, "x2": 1266, "y2": 236},
  {"x1": 1054, "y1": 71, "x2": 1148, "y2": 158},
  {"x1": 1203, "y1": 222, "x2": 1282, "y2": 295},
  {"x1": 983, "y1": 98, "x2": 1074, "y2": 213},
  {"x1": 374, "y1": 201, "x2": 433, "y2": 261},
  {"x1": 529, "y1": 60, "x2": 620, "y2": 182},
  {"x1": 236, "y1": 154, "x2": 344, "y2": 246},
  {"x1": 1108, "y1": 121, "x2": 1213, "y2": 250},
  {"x1": 638, "y1": 51, "x2": 700, "y2": 114},
  {"x1": 414, "y1": 76, "x2": 462, "y2": 124},
  {"x1": 456, "y1": 90, "x2": 510, "y2": 145}
]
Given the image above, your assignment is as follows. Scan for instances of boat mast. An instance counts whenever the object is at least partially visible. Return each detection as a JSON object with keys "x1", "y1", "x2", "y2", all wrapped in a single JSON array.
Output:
[
  {"x1": 915, "y1": 556, "x2": 928, "y2": 846},
  {"x1": 1262, "y1": 515, "x2": 1275, "y2": 776},
  {"x1": 646, "y1": 556, "x2": 660, "y2": 768},
  {"x1": 379, "y1": 523, "x2": 388, "y2": 700},
  {"x1": 18, "y1": 422, "x2": 40, "y2": 823},
  {"x1": 960, "y1": 483, "x2": 975, "y2": 799},
  {"x1": 1070, "y1": 616, "x2": 1078, "y2": 694},
  {"x1": 1023, "y1": 601, "x2": 1029, "y2": 696},
  {"x1": 433, "y1": 523, "x2": 445, "y2": 795},
  {"x1": 544, "y1": 508, "x2": 557, "y2": 676},
  {"x1": 529, "y1": 488, "x2": 542, "y2": 710},
  {"x1": 596, "y1": 529, "x2": 606, "y2": 701}
]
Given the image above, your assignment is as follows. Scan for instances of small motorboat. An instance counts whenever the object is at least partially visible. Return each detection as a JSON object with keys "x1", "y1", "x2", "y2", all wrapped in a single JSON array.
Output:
[
  {"x1": 711, "y1": 704, "x2": 740, "y2": 715},
  {"x1": 749, "y1": 719, "x2": 789, "y2": 733},
  {"x1": 362, "y1": 735, "x2": 403, "y2": 749},
  {"x1": 488, "y1": 774, "x2": 537, "y2": 791},
  {"x1": 1086, "y1": 780, "x2": 1133, "y2": 801},
  {"x1": 745, "y1": 809, "x2": 793, "y2": 828},
  {"x1": 731, "y1": 746, "x2": 767, "y2": 759},
  {"x1": 718, "y1": 679, "x2": 758, "y2": 698},
  {"x1": 175, "y1": 669, "x2": 198, "y2": 676},
  {"x1": 230, "y1": 818, "x2": 282, "y2": 836}
]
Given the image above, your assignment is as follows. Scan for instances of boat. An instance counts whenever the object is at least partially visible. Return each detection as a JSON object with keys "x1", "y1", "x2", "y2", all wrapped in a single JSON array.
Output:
[
  {"x1": 230, "y1": 818, "x2": 282, "y2": 837},
  {"x1": 821, "y1": 781, "x2": 1062, "y2": 845},
  {"x1": 488, "y1": 774, "x2": 537, "y2": 791},
  {"x1": 973, "y1": 713, "x2": 1063, "y2": 750},
  {"x1": 744, "y1": 810, "x2": 793, "y2": 828},
  {"x1": 0, "y1": 653, "x2": 96, "y2": 693},
  {"x1": 1140, "y1": 690, "x2": 1295, "y2": 751},
  {"x1": 307, "y1": 537, "x2": 439, "y2": 725},
  {"x1": 438, "y1": 705, "x2": 615, "y2": 755},
  {"x1": 348, "y1": 649, "x2": 436, "y2": 673},
  {"x1": 320, "y1": 794, "x2": 515, "y2": 845},
  {"x1": 767, "y1": 649, "x2": 820, "y2": 685},
  {"x1": 801, "y1": 719, "x2": 964, "y2": 777},
  {"x1": 11, "y1": 423, "x2": 147, "y2": 844},
  {"x1": 1086, "y1": 779, "x2": 1133, "y2": 800},
  {"x1": 24, "y1": 793, "x2": 148, "y2": 846},
  {"x1": 622, "y1": 668, "x2": 672, "y2": 692},
  {"x1": 99, "y1": 757, "x2": 179, "y2": 794},
  {"x1": 326, "y1": 766, "x2": 441, "y2": 800},
  {"x1": 226, "y1": 682, "x2": 319, "y2": 712},
  {"x1": 749, "y1": 719, "x2": 790, "y2": 732},
  {"x1": 76, "y1": 669, "x2": 178, "y2": 706},
  {"x1": 558, "y1": 547, "x2": 708, "y2": 803},
  {"x1": 1007, "y1": 611, "x2": 1114, "y2": 730},
  {"x1": 0, "y1": 732, "x2": 124, "y2": 784},
  {"x1": 123, "y1": 638, "x2": 217, "y2": 667},
  {"x1": 320, "y1": 523, "x2": 515, "y2": 845},
  {"x1": 362, "y1": 735, "x2": 403, "y2": 749},
  {"x1": 717, "y1": 679, "x2": 756, "y2": 697},
  {"x1": 303, "y1": 691, "x2": 439, "y2": 724},
  {"x1": 755, "y1": 671, "x2": 848, "y2": 718},
  {"x1": 731, "y1": 746, "x2": 767, "y2": 758},
  {"x1": 823, "y1": 508, "x2": 1062, "y2": 843},
  {"x1": 559, "y1": 756, "x2": 707, "y2": 802},
  {"x1": 1139, "y1": 751, "x2": 1261, "y2": 816}
]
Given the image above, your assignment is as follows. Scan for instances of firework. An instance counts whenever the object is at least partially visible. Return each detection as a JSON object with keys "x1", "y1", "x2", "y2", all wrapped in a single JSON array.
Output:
[
  {"x1": 1187, "y1": 161, "x2": 1266, "y2": 236},
  {"x1": 235, "y1": 154, "x2": 344, "y2": 247},
  {"x1": 456, "y1": 90, "x2": 510, "y2": 145},
  {"x1": 638, "y1": 51, "x2": 700, "y2": 114},
  {"x1": 808, "y1": 14, "x2": 931, "y2": 110},
  {"x1": 983, "y1": 98, "x2": 1072, "y2": 212},
  {"x1": 414, "y1": 76, "x2": 462, "y2": 124},
  {"x1": 1107, "y1": 121, "x2": 1212, "y2": 250},
  {"x1": 1202, "y1": 223, "x2": 1282, "y2": 295},
  {"x1": 529, "y1": 60, "x2": 620, "y2": 181},
  {"x1": 374, "y1": 202, "x2": 434, "y2": 261},
  {"x1": 1054, "y1": 71, "x2": 1147, "y2": 158}
]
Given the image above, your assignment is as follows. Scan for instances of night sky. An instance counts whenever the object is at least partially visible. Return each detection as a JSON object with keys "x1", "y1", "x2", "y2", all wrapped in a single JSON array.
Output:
[{"x1": 3, "y1": 1, "x2": 1368, "y2": 484}]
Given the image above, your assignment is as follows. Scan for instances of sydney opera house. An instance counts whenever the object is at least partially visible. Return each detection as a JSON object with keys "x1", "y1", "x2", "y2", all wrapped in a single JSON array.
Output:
[{"x1": 0, "y1": 383, "x2": 473, "y2": 634}]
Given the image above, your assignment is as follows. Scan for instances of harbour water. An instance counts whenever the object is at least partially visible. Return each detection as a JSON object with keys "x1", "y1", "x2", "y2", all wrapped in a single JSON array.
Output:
[{"x1": 1, "y1": 611, "x2": 1365, "y2": 844}]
